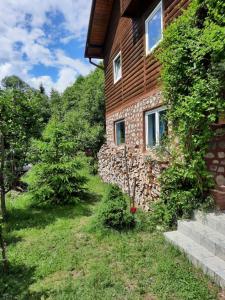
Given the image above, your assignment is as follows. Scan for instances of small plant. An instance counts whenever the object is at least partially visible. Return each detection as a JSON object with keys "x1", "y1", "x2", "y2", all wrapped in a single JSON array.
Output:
[{"x1": 97, "y1": 185, "x2": 135, "y2": 230}]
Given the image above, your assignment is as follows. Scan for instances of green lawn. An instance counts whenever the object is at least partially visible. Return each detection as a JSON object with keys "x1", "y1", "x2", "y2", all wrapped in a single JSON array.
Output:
[{"x1": 0, "y1": 173, "x2": 220, "y2": 300}]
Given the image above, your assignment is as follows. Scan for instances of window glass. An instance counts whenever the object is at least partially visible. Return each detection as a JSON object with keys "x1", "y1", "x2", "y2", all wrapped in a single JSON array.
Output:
[
  {"x1": 114, "y1": 53, "x2": 122, "y2": 83},
  {"x1": 159, "y1": 110, "x2": 168, "y2": 141},
  {"x1": 145, "y1": 107, "x2": 167, "y2": 148},
  {"x1": 147, "y1": 113, "x2": 156, "y2": 147},
  {"x1": 115, "y1": 121, "x2": 125, "y2": 145},
  {"x1": 146, "y1": 2, "x2": 162, "y2": 53}
]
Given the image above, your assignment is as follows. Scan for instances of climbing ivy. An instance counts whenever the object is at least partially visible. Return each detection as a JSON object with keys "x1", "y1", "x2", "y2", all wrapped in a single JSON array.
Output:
[{"x1": 153, "y1": 0, "x2": 225, "y2": 227}]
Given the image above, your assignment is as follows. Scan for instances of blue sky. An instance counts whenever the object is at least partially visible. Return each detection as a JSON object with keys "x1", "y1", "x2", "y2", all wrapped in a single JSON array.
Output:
[{"x1": 0, "y1": 0, "x2": 94, "y2": 93}]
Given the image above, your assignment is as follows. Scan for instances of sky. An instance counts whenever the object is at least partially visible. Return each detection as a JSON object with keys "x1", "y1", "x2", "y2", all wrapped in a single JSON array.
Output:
[{"x1": 0, "y1": 0, "x2": 94, "y2": 93}]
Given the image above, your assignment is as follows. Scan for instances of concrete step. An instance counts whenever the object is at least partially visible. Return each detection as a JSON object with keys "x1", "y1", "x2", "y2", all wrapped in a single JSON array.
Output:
[
  {"x1": 164, "y1": 231, "x2": 225, "y2": 288},
  {"x1": 178, "y1": 220, "x2": 225, "y2": 260},
  {"x1": 194, "y1": 211, "x2": 225, "y2": 237}
]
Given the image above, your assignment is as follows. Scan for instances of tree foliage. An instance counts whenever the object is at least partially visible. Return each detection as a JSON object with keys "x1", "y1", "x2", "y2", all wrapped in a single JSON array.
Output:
[
  {"x1": 25, "y1": 67, "x2": 105, "y2": 205},
  {"x1": 0, "y1": 76, "x2": 50, "y2": 218},
  {"x1": 97, "y1": 185, "x2": 135, "y2": 230},
  {"x1": 154, "y1": 0, "x2": 225, "y2": 226},
  {"x1": 61, "y1": 67, "x2": 105, "y2": 157},
  {"x1": 24, "y1": 118, "x2": 87, "y2": 205}
]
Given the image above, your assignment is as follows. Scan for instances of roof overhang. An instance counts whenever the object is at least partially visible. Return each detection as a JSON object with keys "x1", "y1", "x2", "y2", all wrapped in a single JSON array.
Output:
[
  {"x1": 85, "y1": 0, "x2": 114, "y2": 59},
  {"x1": 121, "y1": 0, "x2": 150, "y2": 17}
]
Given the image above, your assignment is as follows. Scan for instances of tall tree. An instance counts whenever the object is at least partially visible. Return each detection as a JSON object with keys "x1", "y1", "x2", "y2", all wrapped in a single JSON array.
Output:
[
  {"x1": 62, "y1": 67, "x2": 105, "y2": 157},
  {"x1": 0, "y1": 77, "x2": 50, "y2": 219}
]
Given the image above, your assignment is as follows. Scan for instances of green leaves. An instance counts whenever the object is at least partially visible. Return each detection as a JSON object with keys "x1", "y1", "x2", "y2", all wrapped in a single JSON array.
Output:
[
  {"x1": 0, "y1": 79, "x2": 50, "y2": 195},
  {"x1": 154, "y1": 0, "x2": 225, "y2": 226},
  {"x1": 97, "y1": 185, "x2": 135, "y2": 230}
]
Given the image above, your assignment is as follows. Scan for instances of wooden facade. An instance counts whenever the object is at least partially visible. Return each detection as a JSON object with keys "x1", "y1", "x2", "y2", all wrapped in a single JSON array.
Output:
[{"x1": 86, "y1": 0, "x2": 190, "y2": 114}]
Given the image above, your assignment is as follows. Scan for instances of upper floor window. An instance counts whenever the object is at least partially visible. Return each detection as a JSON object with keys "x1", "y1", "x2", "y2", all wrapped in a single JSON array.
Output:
[
  {"x1": 145, "y1": 1, "x2": 163, "y2": 55},
  {"x1": 115, "y1": 119, "x2": 125, "y2": 145},
  {"x1": 113, "y1": 52, "x2": 122, "y2": 83},
  {"x1": 145, "y1": 106, "x2": 167, "y2": 148}
]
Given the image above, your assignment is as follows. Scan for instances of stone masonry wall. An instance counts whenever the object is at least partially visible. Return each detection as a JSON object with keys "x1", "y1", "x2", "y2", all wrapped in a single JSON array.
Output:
[
  {"x1": 98, "y1": 90, "x2": 168, "y2": 210},
  {"x1": 106, "y1": 91, "x2": 162, "y2": 147},
  {"x1": 99, "y1": 89, "x2": 225, "y2": 210},
  {"x1": 205, "y1": 125, "x2": 225, "y2": 210}
]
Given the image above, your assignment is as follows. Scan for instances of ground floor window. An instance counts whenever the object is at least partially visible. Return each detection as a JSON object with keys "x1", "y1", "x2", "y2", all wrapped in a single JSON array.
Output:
[
  {"x1": 115, "y1": 119, "x2": 125, "y2": 145},
  {"x1": 145, "y1": 106, "x2": 167, "y2": 147}
]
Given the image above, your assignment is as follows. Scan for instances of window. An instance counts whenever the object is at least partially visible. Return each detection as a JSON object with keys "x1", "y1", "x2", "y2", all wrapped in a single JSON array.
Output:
[
  {"x1": 145, "y1": 1, "x2": 163, "y2": 55},
  {"x1": 113, "y1": 52, "x2": 122, "y2": 83},
  {"x1": 115, "y1": 120, "x2": 125, "y2": 145},
  {"x1": 145, "y1": 107, "x2": 167, "y2": 148}
]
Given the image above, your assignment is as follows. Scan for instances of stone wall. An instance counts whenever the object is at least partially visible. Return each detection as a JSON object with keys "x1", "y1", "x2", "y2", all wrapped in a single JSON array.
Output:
[
  {"x1": 205, "y1": 124, "x2": 225, "y2": 210},
  {"x1": 99, "y1": 89, "x2": 225, "y2": 210},
  {"x1": 106, "y1": 90, "x2": 162, "y2": 147},
  {"x1": 98, "y1": 90, "x2": 168, "y2": 210}
]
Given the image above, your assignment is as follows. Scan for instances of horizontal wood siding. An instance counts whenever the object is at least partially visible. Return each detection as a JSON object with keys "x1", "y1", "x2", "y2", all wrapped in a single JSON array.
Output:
[
  {"x1": 120, "y1": 0, "x2": 132, "y2": 15},
  {"x1": 104, "y1": 0, "x2": 190, "y2": 113}
]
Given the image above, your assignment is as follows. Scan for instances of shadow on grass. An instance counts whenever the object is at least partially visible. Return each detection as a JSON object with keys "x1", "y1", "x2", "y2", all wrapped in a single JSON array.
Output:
[
  {"x1": 0, "y1": 263, "x2": 37, "y2": 300},
  {"x1": 6, "y1": 190, "x2": 101, "y2": 234}
]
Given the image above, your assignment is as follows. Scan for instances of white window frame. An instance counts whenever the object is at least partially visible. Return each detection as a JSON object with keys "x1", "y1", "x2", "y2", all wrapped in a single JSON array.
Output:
[
  {"x1": 145, "y1": 106, "x2": 167, "y2": 148},
  {"x1": 115, "y1": 119, "x2": 125, "y2": 145},
  {"x1": 145, "y1": 1, "x2": 163, "y2": 56},
  {"x1": 113, "y1": 51, "x2": 122, "y2": 84}
]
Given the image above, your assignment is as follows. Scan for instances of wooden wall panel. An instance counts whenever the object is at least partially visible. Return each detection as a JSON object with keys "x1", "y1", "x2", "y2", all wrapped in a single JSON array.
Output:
[{"x1": 104, "y1": 0, "x2": 190, "y2": 113}]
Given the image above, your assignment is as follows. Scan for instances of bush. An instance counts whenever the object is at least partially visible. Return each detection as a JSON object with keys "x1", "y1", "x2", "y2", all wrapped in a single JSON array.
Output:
[
  {"x1": 149, "y1": 163, "x2": 214, "y2": 228},
  {"x1": 97, "y1": 185, "x2": 135, "y2": 230}
]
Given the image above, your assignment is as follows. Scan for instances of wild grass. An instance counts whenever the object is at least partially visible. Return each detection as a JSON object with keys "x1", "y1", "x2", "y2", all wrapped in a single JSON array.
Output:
[{"x1": 0, "y1": 170, "x2": 220, "y2": 299}]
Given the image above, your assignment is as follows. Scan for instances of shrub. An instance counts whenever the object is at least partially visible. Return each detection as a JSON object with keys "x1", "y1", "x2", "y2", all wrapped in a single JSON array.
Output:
[{"x1": 97, "y1": 185, "x2": 135, "y2": 230}]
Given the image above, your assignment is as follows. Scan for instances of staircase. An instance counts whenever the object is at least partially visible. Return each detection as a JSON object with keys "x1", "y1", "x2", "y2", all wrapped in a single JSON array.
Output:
[{"x1": 164, "y1": 211, "x2": 225, "y2": 288}]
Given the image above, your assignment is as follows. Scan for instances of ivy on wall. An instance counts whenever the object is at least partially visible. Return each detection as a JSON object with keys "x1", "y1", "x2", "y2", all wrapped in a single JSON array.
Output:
[{"x1": 153, "y1": 0, "x2": 225, "y2": 227}]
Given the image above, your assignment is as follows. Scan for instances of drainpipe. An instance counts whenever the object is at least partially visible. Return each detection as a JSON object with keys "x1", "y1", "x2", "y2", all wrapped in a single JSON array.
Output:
[{"x1": 89, "y1": 58, "x2": 104, "y2": 70}]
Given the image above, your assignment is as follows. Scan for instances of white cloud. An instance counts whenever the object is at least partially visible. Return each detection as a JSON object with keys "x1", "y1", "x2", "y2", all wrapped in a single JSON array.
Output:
[
  {"x1": 28, "y1": 67, "x2": 78, "y2": 93},
  {"x1": 0, "y1": 0, "x2": 93, "y2": 93}
]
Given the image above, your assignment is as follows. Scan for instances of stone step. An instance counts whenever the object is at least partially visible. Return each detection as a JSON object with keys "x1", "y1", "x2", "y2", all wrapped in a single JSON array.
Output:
[
  {"x1": 178, "y1": 220, "x2": 225, "y2": 260},
  {"x1": 164, "y1": 231, "x2": 225, "y2": 288},
  {"x1": 194, "y1": 211, "x2": 225, "y2": 237}
]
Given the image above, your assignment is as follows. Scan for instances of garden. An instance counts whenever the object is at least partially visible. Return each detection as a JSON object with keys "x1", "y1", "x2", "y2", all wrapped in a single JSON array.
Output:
[{"x1": 1, "y1": 1, "x2": 225, "y2": 298}]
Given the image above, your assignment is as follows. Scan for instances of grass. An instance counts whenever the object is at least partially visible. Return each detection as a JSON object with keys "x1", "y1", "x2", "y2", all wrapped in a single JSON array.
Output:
[{"x1": 0, "y1": 171, "x2": 220, "y2": 300}]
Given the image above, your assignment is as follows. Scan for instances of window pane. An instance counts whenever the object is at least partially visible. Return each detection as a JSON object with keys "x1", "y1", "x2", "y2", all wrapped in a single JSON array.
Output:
[
  {"x1": 148, "y1": 5, "x2": 162, "y2": 50},
  {"x1": 114, "y1": 55, "x2": 121, "y2": 81},
  {"x1": 116, "y1": 121, "x2": 125, "y2": 145},
  {"x1": 147, "y1": 114, "x2": 156, "y2": 147},
  {"x1": 159, "y1": 110, "x2": 168, "y2": 142}
]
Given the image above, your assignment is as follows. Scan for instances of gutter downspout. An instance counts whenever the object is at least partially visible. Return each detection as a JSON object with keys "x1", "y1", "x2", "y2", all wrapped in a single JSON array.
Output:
[{"x1": 89, "y1": 58, "x2": 104, "y2": 70}]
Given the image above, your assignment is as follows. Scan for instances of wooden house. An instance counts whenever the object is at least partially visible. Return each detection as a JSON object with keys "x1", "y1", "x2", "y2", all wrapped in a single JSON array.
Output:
[{"x1": 85, "y1": 0, "x2": 225, "y2": 210}]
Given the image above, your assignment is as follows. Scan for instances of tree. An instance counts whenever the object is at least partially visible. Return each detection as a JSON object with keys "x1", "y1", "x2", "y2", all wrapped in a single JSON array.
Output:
[
  {"x1": 0, "y1": 78, "x2": 50, "y2": 219},
  {"x1": 39, "y1": 83, "x2": 45, "y2": 94},
  {"x1": 24, "y1": 118, "x2": 87, "y2": 205},
  {"x1": 2, "y1": 75, "x2": 32, "y2": 93},
  {"x1": 49, "y1": 89, "x2": 64, "y2": 119},
  {"x1": 62, "y1": 67, "x2": 105, "y2": 158}
]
